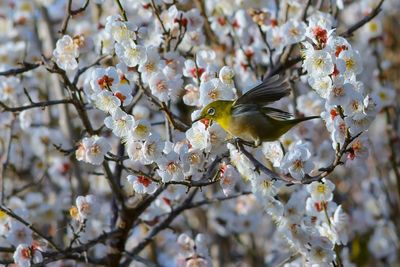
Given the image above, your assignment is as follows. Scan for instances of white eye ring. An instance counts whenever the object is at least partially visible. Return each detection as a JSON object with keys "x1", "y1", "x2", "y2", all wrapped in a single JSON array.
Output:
[{"x1": 207, "y1": 107, "x2": 215, "y2": 115}]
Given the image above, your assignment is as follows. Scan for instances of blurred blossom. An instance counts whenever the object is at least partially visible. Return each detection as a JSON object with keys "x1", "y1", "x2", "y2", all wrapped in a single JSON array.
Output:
[{"x1": 13, "y1": 244, "x2": 43, "y2": 267}]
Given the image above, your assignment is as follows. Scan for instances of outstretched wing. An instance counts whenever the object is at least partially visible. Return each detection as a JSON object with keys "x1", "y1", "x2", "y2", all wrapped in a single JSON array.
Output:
[
  {"x1": 261, "y1": 107, "x2": 294, "y2": 121},
  {"x1": 233, "y1": 75, "x2": 291, "y2": 107},
  {"x1": 232, "y1": 104, "x2": 293, "y2": 121}
]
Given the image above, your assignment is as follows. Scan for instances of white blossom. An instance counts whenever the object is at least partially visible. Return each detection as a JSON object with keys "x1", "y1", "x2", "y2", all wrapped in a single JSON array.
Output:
[{"x1": 76, "y1": 136, "x2": 111, "y2": 165}]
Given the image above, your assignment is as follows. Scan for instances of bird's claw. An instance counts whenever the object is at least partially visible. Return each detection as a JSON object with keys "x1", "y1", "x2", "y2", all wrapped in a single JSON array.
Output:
[{"x1": 233, "y1": 138, "x2": 258, "y2": 148}]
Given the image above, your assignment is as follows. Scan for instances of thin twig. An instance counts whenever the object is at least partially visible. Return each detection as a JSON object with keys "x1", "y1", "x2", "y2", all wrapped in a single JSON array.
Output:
[
  {"x1": 59, "y1": 0, "x2": 90, "y2": 35},
  {"x1": 0, "y1": 62, "x2": 42, "y2": 76},
  {"x1": 123, "y1": 188, "x2": 199, "y2": 265},
  {"x1": 0, "y1": 205, "x2": 62, "y2": 251},
  {"x1": 73, "y1": 55, "x2": 109, "y2": 85},
  {"x1": 235, "y1": 130, "x2": 362, "y2": 185},
  {"x1": 137, "y1": 73, "x2": 189, "y2": 131},
  {"x1": 31, "y1": 230, "x2": 122, "y2": 266},
  {"x1": 340, "y1": 0, "x2": 385, "y2": 37},
  {"x1": 0, "y1": 99, "x2": 73, "y2": 112},
  {"x1": 115, "y1": 0, "x2": 128, "y2": 21},
  {"x1": 122, "y1": 189, "x2": 251, "y2": 267}
]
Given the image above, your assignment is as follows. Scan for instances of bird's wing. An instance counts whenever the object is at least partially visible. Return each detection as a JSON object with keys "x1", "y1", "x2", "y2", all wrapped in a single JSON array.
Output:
[
  {"x1": 231, "y1": 104, "x2": 259, "y2": 116},
  {"x1": 231, "y1": 104, "x2": 293, "y2": 121},
  {"x1": 261, "y1": 107, "x2": 294, "y2": 121},
  {"x1": 233, "y1": 75, "x2": 291, "y2": 107}
]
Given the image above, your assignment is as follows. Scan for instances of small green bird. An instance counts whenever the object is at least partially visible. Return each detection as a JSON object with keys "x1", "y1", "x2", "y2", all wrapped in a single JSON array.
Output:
[{"x1": 193, "y1": 75, "x2": 320, "y2": 147}]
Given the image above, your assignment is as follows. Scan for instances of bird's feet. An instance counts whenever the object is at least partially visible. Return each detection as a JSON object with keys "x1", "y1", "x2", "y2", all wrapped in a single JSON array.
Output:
[{"x1": 230, "y1": 138, "x2": 258, "y2": 148}]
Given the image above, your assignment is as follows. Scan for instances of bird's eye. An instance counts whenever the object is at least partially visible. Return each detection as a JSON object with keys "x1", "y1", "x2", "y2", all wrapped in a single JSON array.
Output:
[{"x1": 207, "y1": 107, "x2": 215, "y2": 116}]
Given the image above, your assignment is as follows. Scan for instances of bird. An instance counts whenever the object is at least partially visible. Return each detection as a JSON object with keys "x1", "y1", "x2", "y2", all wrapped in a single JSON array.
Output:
[{"x1": 193, "y1": 75, "x2": 320, "y2": 147}]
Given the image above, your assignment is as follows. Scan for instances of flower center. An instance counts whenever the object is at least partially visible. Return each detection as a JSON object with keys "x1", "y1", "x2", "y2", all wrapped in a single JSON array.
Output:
[
  {"x1": 290, "y1": 27, "x2": 299, "y2": 37},
  {"x1": 333, "y1": 87, "x2": 344, "y2": 97},
  {"x1": 3, "y1": 85, "x2": 14, "y2": 94},
  {"x1": 317, "y1": 184, "x2": 326, "y2": 193},
  {"x1": 16, "y1": 229, "x2": 27, "y2": 240},
  {"x1": 293, "y1": 159, "x2": 303, "y2": 170},
  {"x1": 208, "y1": 90, "x2": 219, "y2": 100},
  {"x1": 80, "y1": 202, "x2": 91, "y2": 214},
  {"x1": 167, "y1": 162, "x2": 179, "y2": 173},
  {"x1": 127, "y1": 47, "x2": 139, "y2": 58},
  {"x1": 188, "y1": 153, "x2": 200, "y2": 164},
  {"x1": 145, "y1": 62, "x2": 155, "y2": 72},
  {"x1": 98, "y1": 75, "x2": 114, "y2": 89},
  {"x1": 345, "y1": 58, "x2": 355, "y2": 70},
  {"x1": 313, "y1": 58, "x2": 325, "y2": 69},
  {"x1": 137, "y1": 176, "x2": 151, "y2": 187},
  {"x1": 21, "y1": 247, "x2": 31, "y2": 259},
  {"x1": 90, "y1": 144, "x2": 101, "y2": 155},
  {"x1": 114, "y1": 92, "x2": 126, "y2": 102},
  {"x1": 156, "y1": 81, "x2": 167, "y2": 92}
]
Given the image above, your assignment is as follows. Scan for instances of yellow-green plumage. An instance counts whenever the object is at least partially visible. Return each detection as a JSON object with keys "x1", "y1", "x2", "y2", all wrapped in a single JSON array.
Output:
[{"x1": 194, "y1": 75, "x2": 319, "y2": 146}]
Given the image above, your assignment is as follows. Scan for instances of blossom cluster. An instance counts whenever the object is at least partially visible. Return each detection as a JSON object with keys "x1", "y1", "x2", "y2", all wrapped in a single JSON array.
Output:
[{"x1": 0, "y1": 0, "x2": 399, "y2": 266}]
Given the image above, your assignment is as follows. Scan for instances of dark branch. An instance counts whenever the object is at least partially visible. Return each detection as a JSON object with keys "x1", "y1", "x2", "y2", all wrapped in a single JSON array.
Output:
[
  {"x1": 0, "y1": 62, "x2": 42, "y2": 76},
  {"x1": 0, "y1": 99, "x2": 73, "y2": 112},
  {"x1": 0, "y1": 205, "x2": 61, "y2": 251},
  {"x1": 59, "y1": 0, "x2": 90, "y2": 35},
  {"x1": 340, "y1": 0, "x2": 385, "y2": 37}
]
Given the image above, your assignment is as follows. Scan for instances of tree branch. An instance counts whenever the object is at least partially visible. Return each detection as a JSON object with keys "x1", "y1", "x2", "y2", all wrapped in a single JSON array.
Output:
[
  {"x1": 340, "y1": 0, "x2": 385, "y2": 37},
  {"x1": 0, "y1": 62, "x2": 42, "y2": 76},
  {"x1": 0, "y1": 205, "x2": 62, "y2": 251},
  {"x1": 59, "y1": 0, "x2": 90, "y2": 35},
  {"x1": 0, "y1": 99, "x2": 73, "y2": 112}
]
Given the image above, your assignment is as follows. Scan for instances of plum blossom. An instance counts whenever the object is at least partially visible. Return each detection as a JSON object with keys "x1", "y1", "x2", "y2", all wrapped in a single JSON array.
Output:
[
  {"x1": 7, "y1": 220, "x2": 33, "y2": 246},
  {"x1": 199, "y1": 78, "x2": 235, "y2": 106},
  {"x1": 177, "y1": 233, "x2": 211, "y2": 266},
  {"x1": 307, "y1": 237, "x2": 335, "y2": 265},
  {"x1": 13, "y1": 244, "x2": 43, "y2": 267},
  {"x1": 127, "y1": 175, "x2": 158, "y2": 194},
  {"x1": 219, "y1": 164, "x2": 240, "y2": 196},
  {"x1": 336, "y1": 49, "x2": 363, "y2": 76},
  {"x1": 141, "y1": 133, "x2": 164, "y2": 163},
  {"x1": 0, "y1": 76, "x2": 22, "y2": 102},
  {"x1": 53, "y1": 35, "x2": 79, "y2": 70},
  {"x1": 149, "y1": 71, "x2": 172, "y2": 102},
  {"x1": 70, "y1": 195, "x2": 98, "y2": 221},
  {"x1": 368, "y1": 221, "x2": 398, "y2": 261},
  {"x1": 303, "y1": 48, "x2": 334, "y2": 78},
  {"x1": 307, "y1": 179, "x2": 335, "y2": 202},
  {"x1": 156, "y1": 151, "x2": 184, "y2": 182},
  {"x1": 93, "y1": 90, "x2": 121, "y2": 113},
  {"x1": 262, "y1": 141, "x2": 283, "y2": 167},
  {"x1": 183, "y1": 84, "x2": 200, "y2": 106},
  {"x1": 219, "y1": 66, "x2": 235, "y2": 86},
  {"x1": 76, "y1": 136, "x2": 111, "y2": 165},
  {"x1": 104, "y1": 108, "x2": 135, "y2": 138},
  {"x1": 115, "y1": 40, "x2": 147, "y2": 67},
  {"x1": 181, "y1": 148, "x2": 204, "y2": 179},
  {"x1": 283, "y1": 19, "x2": 307, "y2": 45},
  {"x1": 281, "y1": 141, "x2": 314, "y2": 180},
  {"x1": 139, "y1": 46, "x2": 162, "y2": 83},
  {"x1": 186, "y1": 121, "x2": 209, "y2": 151},
  {"x1": 105, "y1": 15, "x2": 136, "y2": 44}
]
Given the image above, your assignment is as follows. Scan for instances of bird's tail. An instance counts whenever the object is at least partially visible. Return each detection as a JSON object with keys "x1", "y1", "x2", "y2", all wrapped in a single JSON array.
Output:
[{"x1": 291, "y1": 115, "x2": 320, "y2": 124}]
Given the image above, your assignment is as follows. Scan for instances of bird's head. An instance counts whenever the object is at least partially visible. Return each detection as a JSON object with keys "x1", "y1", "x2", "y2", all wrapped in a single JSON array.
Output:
[{"x1": 192, "y1": 100, "x2": 233, "y2": 124}]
